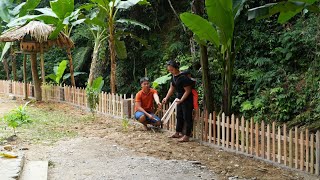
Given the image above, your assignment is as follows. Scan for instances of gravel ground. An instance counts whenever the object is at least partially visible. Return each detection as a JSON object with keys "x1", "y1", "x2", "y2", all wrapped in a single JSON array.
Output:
[{"x1": 26, "y1": 137, "x2": 217, "y2": 180}]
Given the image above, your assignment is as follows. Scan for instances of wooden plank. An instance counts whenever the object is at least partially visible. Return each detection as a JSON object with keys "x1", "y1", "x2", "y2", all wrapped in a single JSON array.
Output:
[
  {"x1": 217, "y1": 115, "x2": 220, "y2": 146},
  {"x1": 300, "y1": 131, "x2": 304, "y2": 170},
  {"x1": 250, "y1": 118, "x2": 253, "y2": 155},
  {"x1": 246, "y1": 120, "x2": 249, "y2": 154},
  {"x1": 295, "y1": 126, "x2": 298, "y2": 169},
  {"x1": 231, "y1": 114, "x2": 235, "y2": 150},
  {"x1": 272, "y1": 122, "x2": 276, "y2": 162},
  {"x1": 222, "y1": 113, "x2": 225, "y2": 147},
  {"x1": 278, "y1": 126, "x2": 281, "y2": 163},
  {"x1": 267, "y1": 124, "x2": 270, "y2": 160},
  {"x1": 261, "y1": 121, "x2": 265, "y2": 158},
  {"x1": 236, "y1": 117, "x2": 239, "y2": 151},
  {"x1": 213, "y1": 112, "x2": 216, "y2": 144},
  {"x1": 289, "y1": 129, "x2": 293, "y2": 168},
  {"x1": 316, "y1": 131, "x2": 320, "y2": 175},
  {"x1": 306, "y1": 129, "x2": 309, "y2": 172},
  {"x1": 255, "y1": 122, "x2": 259, "y2": 157},
  {"x1": 209, "y1": 113, "x2": 212, "y2": 143},
  {"x1": 310, "y1": 133, "x2": 314, "y2": 174},
  {"x1": 284, "y1": 124, "x2": 287, "y2": 166},
  {"x1": 161, "y1": 99, "x2": 178, "y2": 125},
  {"x1": 241, "y1": 117, "x2": 245, "y2": 152},
  {"x1": 205, "y1": 110, "x2": 209, "y2": 142},
  {"x1": 226, "y1": 116, "x2": 230, "y2": 148}
]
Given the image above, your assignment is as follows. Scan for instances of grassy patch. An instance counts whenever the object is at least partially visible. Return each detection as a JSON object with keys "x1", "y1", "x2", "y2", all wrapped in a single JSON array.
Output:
[{"x1": 0, "y1": 102, "x2": 94, "y2": 144}]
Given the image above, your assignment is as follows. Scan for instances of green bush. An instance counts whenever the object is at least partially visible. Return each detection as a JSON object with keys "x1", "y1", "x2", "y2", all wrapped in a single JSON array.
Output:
[{"x1": 3, "y1": 102, "x2": 31, "y2": 135}]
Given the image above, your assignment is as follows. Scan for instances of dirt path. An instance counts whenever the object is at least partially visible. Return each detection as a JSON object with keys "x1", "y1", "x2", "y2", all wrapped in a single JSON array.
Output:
[
  {"x1": 1, "y1": 99, "x2": 319, "y2": 180},
  {"x1": 26, "y1": 137, "x2": 217, "y2": 180}
]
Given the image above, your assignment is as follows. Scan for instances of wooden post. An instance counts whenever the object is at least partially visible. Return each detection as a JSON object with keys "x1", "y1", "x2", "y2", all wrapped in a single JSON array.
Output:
[
  {"x1": 267, "y1": 124, "x2": 270, "y2": 160},
  {"x1": 306, "y1": 129, "x2": 309, "y2": 172},
  {"x1": 284, "y1": 124, "x2": 287, "y2": 166},
  {"x1": 23, "y1": 54, "x2": 28, "y2": 100},
  {"x1": 236, "y1": 117, "x2": 239, "y2": 151},
  {"x1": 300, "y1": 131, "x2": 304, "y2": 170},
  {"x1": 250, "y1": 118, "x2": 253, "y2": 155},
  {"x1": 241, "y1": 117, "x2": 245, "y2": 152},
  {"x1": 310, "y1": 133, "x2": 314, "y2": 174},
  {"x1": 261, "y1": 121, "x2": 265, "y2": 158},
  {"x1": 205, "y1": 110, "x2": 208, "y2": 142},
  {"x1": 316, "y1": 131, "x2": 320, "y2": 175},
  {"x1": 278, "y1": 126, "x2": 281, "y2": 163},
  {"x1": 213, "y1": 112, "x2": 216, "y2": 144},
  {"x1": 226, "y1": 116, "x2": 230, "y2": 148},
  {"x1": 209, "y1": 113, "x2": 212, "y2": 143},
  {"x1": 255, "y1": 122, "x2": 259, "y2": 157},
  {"x1": 272, "y1": 122, "x2": 276, "y2": 162},
  {"x1": 217, "y1": 115, "x2": 220, "y2": 146},
  {"x1": 295, "y1": 126, "x2": 298, "y2": 169},
  {"x1": 222, "y1": 113, "x2": 225, "y2": 147},
  {"x1": 246, "y1": 120, "x2": 249, "y2": 154},
  {"x1": 289, "y1": 129, "x2": 293, "y2": 168},
  {"x1": 30, "y1": 53, "x2": 42, "y2": 101},
  {"x1": 231, "y1": 115, "x2": 235, "y2": 150}
]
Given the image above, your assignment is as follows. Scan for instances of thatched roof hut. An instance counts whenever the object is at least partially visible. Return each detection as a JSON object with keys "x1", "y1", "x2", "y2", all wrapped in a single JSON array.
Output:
[
  {"x1": 0, "y1": 21, "x2": 76, "y2": 101},
  {"x1": 0, "y1": 21, "x2": 74, "y2": 51}
]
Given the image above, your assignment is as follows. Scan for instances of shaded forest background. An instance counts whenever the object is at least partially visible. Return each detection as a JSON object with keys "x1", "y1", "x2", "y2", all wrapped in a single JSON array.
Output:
[{"x1": 0, "y1": 0, "x2": 319, "y2": 132}]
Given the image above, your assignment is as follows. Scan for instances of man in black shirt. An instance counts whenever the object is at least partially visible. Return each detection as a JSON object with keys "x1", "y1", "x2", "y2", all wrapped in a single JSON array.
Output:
[{"x1": 162, "y1": 60, "x2": 194, "y2": 142}]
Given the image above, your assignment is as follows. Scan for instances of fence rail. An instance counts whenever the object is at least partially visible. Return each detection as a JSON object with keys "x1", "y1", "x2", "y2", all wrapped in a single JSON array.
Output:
[{"x1": 0, "y1": 80, "x2": 318, "y2": 176}]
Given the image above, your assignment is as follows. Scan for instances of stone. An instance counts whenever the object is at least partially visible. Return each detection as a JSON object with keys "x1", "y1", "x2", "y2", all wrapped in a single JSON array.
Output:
[{"x1": 4, "y1": 145, "x2": 13, "y2": 151}]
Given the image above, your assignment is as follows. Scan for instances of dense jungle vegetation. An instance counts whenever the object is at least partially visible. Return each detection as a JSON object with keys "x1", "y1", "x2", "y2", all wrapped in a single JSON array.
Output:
[{"x1": 0, "y1": 0, "x2": 319, "y2": 132}]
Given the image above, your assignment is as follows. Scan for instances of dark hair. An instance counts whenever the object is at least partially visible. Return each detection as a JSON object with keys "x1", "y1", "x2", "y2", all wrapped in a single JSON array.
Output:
[
  {"x1": 166, "y1": 60, "x2": 180, "y2": 69},
  {"x1": 140, "y1": 77, "x2": 149, "y2": 84},
  {"x1": 181, "y1": 69, "x2": 191, "y2": 75}
]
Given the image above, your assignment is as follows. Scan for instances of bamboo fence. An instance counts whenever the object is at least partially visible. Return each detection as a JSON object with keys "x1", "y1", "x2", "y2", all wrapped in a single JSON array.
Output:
[{"x1": 0, "y1": 80, "x2": 319, "y2": 176}]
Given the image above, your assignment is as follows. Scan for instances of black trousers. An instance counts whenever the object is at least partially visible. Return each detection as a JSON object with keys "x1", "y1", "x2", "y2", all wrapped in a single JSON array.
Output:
[{"x1": 176, "y1": 101, "x2": 193, "y2": 136}]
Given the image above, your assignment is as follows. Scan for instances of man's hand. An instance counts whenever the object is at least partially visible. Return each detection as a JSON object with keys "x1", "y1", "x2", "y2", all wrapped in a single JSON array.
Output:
[
  {"x1": 162, "y1": 98, "x2": 167, "y2": 104},
  {"x1": 176, "y1": 98, "x2": 182, "y2": 105},
  {"x1": 157, "y1": 102, "x2": 162, "y2": 110}
]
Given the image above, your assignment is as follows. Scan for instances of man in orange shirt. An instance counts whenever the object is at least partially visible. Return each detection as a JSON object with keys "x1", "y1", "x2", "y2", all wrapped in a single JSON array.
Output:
[{"x1": 135, "y1": 77, "x2": 162, "y2": 130}]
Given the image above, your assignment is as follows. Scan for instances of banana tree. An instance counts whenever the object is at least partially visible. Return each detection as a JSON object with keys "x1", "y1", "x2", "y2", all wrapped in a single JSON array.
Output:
[
  {"x1": 180, "y1": 0, "x2": 246, "y2": 115},
  {"x1": 86, "y1": 0, "x2": 150, "y2": 94},
  {"x1": 248, "y1": 0, "x2": 320, "y2": 23}
]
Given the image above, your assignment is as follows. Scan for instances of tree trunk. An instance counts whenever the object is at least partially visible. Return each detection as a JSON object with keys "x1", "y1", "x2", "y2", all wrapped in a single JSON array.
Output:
[
  {"x1": 40, "y1": 45, "x2": 45, "y2": 84},
  {"x1": 192, "y1": 0, "x2": 214, "y2": 112},
  {"x1": 3, "y1": 58, "x2": 10, "y2": 80},
  {"x1": 108, "y1": 17, "x2": 116, "y2": 94},
  {"x1": 88, "y1": 39, "x2": 102, "y2": 86},
  {"x1": 200, "y1": 45, "x2": 214, "y2": 112},
  {"x1": 222, "y1": 51, "x2": 232, "y2": 116},
  {"x1": 30, "y1": 53, "x2": 42, "y2": 101},
  {"x1": 12, "y1": 54, "x2": 17, "y2": 81},
  {"x1": 67, "y1": 48, "x2": 76, "y2": 87},
  {"x1": 23, "y1": 54, "x2": 28, "y2": 100}
]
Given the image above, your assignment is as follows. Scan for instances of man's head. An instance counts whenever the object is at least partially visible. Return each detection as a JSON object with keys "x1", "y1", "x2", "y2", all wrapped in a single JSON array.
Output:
[
  {"x1": 166, "y1": 60, "x2": 180, "y2": 75},
  {"x1": 140, "y1": 77, "x2": 150, "y2": 91}
]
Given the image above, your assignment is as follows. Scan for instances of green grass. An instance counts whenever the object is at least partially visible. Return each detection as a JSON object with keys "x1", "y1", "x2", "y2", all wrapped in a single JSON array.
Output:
[{"x1": 0, "y1": 103, "x2": 94, "y2": 145}]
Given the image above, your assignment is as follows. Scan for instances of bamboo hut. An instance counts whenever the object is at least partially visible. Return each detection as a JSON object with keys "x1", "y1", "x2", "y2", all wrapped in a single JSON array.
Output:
[{"x1": 0, "y1": 21, "x2": 75, "y2": 101}]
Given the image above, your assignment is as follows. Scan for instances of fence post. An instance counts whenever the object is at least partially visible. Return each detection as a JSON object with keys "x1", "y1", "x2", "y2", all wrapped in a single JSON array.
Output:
[
  {"x1": 60, "y1": 86, "x2": 65, "y2": 101},
  {"x1": 8, "y1": 81, "x2": 12, "y2": 93},
  {"x1": 316, "y1": 131, "x2": 320, "y2": 175}
]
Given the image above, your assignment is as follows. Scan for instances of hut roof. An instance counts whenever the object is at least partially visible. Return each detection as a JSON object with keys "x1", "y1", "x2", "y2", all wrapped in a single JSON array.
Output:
[{"x1": 0, "y1": 21, "x2": 74, "y2": 48}]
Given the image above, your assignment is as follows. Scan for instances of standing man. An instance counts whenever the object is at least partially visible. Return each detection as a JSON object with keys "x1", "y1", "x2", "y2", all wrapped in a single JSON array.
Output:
[
  {"x1": 162, "y1": 60, "x2": 194, "y2": 142},
  {"x1": 135, "y1": 77, "x2": 162, "y2": 130}
]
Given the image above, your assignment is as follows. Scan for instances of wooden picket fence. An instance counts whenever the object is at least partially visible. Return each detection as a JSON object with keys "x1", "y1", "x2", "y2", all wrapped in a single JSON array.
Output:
[{"x1": 0, "y1": 80, "x2": 319, "y2": 176}]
